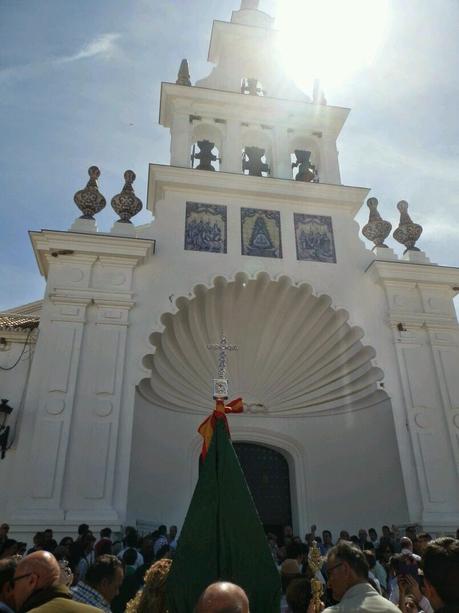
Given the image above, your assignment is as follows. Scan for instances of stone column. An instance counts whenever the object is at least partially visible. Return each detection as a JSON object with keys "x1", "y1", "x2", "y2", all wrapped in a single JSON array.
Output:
[
  {"x1": 272, "y1": 127, "x2": 292, "y2": 180},
  {"x1": 220, "y1": 118, "x2": 242, "y2": 174},
  {"x1": 170, "y1": 110, "x2": 191, "y2": 168},
  {"x1": 320, "y1": 136, "x2": 341, "y2": 185}
]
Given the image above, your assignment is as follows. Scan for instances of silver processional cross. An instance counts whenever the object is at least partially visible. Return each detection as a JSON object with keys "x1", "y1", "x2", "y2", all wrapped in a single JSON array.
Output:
[{"x1": 207, "y1": 335, "x2": 238, "y2": 399}]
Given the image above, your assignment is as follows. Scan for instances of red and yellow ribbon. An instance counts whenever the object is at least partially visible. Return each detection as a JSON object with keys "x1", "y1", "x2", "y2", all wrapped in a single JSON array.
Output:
[{"x1": 198, "y1": 398, "x2": 243, "y2": 460}]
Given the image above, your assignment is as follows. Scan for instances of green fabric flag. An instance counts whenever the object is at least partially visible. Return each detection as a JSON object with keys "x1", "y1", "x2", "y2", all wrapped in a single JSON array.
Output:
[{"x1": 166, "y1": 416, "x2": 281, "y2": 613}]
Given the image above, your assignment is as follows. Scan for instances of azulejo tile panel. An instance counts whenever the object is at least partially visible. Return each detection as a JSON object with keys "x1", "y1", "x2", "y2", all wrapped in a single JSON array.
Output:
[
  {"x1": 185, "y1": 202, "x2": 227, "y2": 254},
  {"x1": 241, "y1": 207, "x2": 282, "y2": 258},
  {"x1": 294, "y1": 213, "x2": 336, "y2": 263}
]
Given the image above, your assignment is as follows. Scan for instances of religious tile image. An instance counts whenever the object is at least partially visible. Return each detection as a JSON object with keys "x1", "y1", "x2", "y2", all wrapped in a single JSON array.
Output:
[
  {"x1": 294, "y1": 213, "x2": 336, "y2": 263},
  {"x1": 241, "y1": 207, "x2": 282, "y2": 258},
  {"x1": 184, "y1": 202, "x2": 227, "y2": 254}
]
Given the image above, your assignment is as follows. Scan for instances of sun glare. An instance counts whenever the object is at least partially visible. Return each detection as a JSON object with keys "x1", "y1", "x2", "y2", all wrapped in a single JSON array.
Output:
[{"x1": 276, "y1": 0, "x2": 390, "y2": 93}]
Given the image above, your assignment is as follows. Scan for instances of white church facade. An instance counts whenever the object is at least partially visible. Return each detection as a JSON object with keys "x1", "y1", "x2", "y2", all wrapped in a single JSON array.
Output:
[{"x1": 1, "y1": 1, "x2": 459, "y2": 542}]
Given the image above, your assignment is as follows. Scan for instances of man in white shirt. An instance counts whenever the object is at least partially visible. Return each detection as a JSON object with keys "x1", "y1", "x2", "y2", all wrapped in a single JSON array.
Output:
[
  {"x1": 117, "y1": 533, "x2": 144, "y2": 570},
  {"x1": 323, "y1": 541, "x2": 400, "y2": 612},
  {"x1": 168, "y1": 525, "x2": 178, "y2": 550},
  {"x1": 153, "y1": 525, "x2": 168, "y2": 556}
]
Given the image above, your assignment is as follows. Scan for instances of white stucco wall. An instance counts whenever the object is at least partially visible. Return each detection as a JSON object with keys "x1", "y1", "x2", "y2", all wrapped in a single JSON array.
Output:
[{"x1": 127, "y1": 390, "x2": 408, "y2": 538}]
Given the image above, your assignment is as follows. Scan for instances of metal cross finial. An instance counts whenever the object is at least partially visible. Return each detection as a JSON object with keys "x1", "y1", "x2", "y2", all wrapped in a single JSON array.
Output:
[
  {"x1": 207, "y1": 336, "x2": 238, "y2": 379},
  {"x1": 207, "y1": 335, "x2": 238, "y2": 399}
]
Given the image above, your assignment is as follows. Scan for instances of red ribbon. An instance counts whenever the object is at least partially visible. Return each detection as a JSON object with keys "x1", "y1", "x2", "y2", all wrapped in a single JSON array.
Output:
[{"x1": 198, "y1": 398, "x2": 243, "y2": 460}]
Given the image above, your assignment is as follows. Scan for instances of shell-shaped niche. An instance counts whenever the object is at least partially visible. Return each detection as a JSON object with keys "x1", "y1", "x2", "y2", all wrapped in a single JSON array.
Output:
[{"x1": 139, "y1": 273, "x2": 384, "y2": 416}]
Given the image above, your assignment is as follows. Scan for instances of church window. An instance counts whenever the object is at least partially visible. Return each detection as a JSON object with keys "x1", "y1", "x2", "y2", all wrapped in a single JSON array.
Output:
[
  {"x1": 291, "y1": 149, "x2": 319, "y2": 182},
  {"x1": 191, "y1": 140, "x2": 221, "y2": 171},
  {"x1": 242, "y1": 146, "x2": 270, "y2": 177},
  {"x1": 241, "y1": 78, "x2": 265, "y2": 96}
]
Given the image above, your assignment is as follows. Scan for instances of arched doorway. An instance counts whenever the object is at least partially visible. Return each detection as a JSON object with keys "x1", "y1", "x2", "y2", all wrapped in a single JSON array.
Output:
[{"x1": 233, "y1": 442, "x2": 292, "y2": 538}]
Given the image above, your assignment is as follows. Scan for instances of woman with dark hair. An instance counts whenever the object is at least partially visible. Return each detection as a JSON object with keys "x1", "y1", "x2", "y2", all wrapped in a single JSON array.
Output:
[{"x1": 286, "y1": 577, "x2": 313, "y2": 613}]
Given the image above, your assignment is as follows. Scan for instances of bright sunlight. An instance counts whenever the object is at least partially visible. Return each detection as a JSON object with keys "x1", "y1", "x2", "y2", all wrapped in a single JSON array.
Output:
[{"x1": 276, "y1": 0, "x2": 390, "y2": 93}]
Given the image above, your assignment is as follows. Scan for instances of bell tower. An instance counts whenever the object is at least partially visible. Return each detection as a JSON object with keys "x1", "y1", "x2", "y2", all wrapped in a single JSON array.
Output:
[{"x1": 157, "y1": 1, "x2": 347, "y2": 185}]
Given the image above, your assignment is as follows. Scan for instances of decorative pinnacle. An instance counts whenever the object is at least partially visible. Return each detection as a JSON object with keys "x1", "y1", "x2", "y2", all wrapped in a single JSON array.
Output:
[
  {"x1": 111, "y1": 170, "x2": 143, "y2": 224},
  {"x1": 241, "y1": 0, "x2": 260, "y2": 9},
  {"x1": 176, "y1": 59, "x2": 191, "y2": 86},
  {"x1": 362, "y1": 197, "x2": 392, "y2": 249},
  {"x1": 73, "y1": 166, "x2": 106, "y2": 220},
  {"x1": 393, "y1": 200, "x2": 423, "y2": 253}
]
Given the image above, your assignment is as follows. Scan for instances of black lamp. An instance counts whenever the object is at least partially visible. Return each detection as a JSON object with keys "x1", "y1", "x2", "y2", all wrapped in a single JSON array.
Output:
[{"x1": 0, "y1": 399, "x2": 13, "y2": 459}]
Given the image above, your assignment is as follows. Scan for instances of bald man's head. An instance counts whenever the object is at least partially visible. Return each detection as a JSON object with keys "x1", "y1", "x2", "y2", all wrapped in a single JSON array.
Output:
[
  {"x1": 195, "y1": 581, "x2": 249, "y2": 613},
  {"x1": 13, "y1": 551, "x2": 61, "y2": 610}
]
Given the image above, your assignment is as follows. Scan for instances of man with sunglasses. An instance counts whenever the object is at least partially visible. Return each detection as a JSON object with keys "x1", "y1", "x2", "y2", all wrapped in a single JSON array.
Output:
[
  {"x1": 12, "y1": 551, "x2": 100, "y2": 613},
  {"x1": 323, "y1": 541, "x2": 399, "y2": 612}
]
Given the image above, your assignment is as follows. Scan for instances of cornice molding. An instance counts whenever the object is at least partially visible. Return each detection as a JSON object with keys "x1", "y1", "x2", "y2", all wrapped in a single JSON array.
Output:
[
  {"x1": 29, "y1": 230, "x2": 155, "y2": 277},
  {"x1": 159, "y1": 82, "x2": 349, "y2": 137},
  {"x1": 367, "y1": 259, "x2": 459, "y2": 290},
  {"x1": 147, "y1": 163, "x2": 369, "y2": 215}
]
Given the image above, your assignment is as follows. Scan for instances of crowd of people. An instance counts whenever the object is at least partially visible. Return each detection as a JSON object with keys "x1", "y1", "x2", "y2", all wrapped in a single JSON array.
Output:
[{"x1": 0, "y1": 521, "x2": 458, "y2": 612}]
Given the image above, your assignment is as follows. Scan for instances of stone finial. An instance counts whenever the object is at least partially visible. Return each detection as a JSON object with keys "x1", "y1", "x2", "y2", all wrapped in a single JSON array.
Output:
[
  {"x1": 111, "y1": 170, "x2": 143, "y2": 223},
  {"x1": 241, "y1": 0, "x2": 260, "y2": 8},
  {"x1": 393, "y1": 200, "x2": 423, "y2": 253},
  {"x1": 362, "y1": 197, "x2": 392, "y2": 249},
  {"x1": 176, "y1": 59, "x2": 191, "y2": 86},
  {"x1": 73, "y1": 166, "x2": 106, "y2": 219}
]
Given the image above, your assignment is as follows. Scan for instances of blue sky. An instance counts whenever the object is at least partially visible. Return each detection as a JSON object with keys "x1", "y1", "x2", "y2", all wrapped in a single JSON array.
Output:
[{"x1": 1, "y1": 0, "x2": 459, "y2": 311}]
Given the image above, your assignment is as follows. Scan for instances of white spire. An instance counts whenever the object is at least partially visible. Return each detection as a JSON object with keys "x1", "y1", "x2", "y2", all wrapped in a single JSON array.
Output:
[{"x1": 240, "y1": 0, "x2": 260, "y2": 8}]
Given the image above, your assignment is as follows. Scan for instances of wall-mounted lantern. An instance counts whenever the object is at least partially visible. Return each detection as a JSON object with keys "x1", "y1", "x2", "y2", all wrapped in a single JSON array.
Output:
[{"x1": 0, "y1": 399, "x2": 13, "y2": 459}]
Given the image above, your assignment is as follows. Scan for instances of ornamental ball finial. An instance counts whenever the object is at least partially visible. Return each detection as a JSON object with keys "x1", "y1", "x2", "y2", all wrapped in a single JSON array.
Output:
[
  {"x1": 88, "y1": 165, "x2": 101, "y2": 180},
  {"x1": 111, "y1": 169, "x2": 143, "y2": 224},
  {"x1": 397, "y1": 200, "x2": 409, "y2": 213},
  {"x1": 393, "y1": 200, "x2": 423, "y2": 253},
  {"x1": 362, "y1": 197, "x2": 392, "y2": 249},
  {"x1": 367, "y1": 197, "x2": 378, "y2": 209},
  {"x1": 73, "y1": 165, "x2": 106, "y2": 220},
  {"x1": 124, "y1": 169, "x2": 136, "y2": 184}
]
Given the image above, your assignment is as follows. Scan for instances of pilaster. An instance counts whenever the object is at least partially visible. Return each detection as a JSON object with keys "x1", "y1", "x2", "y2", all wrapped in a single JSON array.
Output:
[
  {"x1": 9, "y1": 293, "x2": 91, "y2": 521},
  {"x1": 9, "y1": 231, "x2": 154, "y2": 528},
  {"x1": 367, "y1": 260, "x2": 459, "y2": 529}
]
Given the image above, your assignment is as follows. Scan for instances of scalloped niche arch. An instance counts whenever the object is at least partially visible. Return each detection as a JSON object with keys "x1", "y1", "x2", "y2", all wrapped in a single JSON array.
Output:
[{"x1": 138, "y1": 272, "x2": 387, "y2": 416}]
